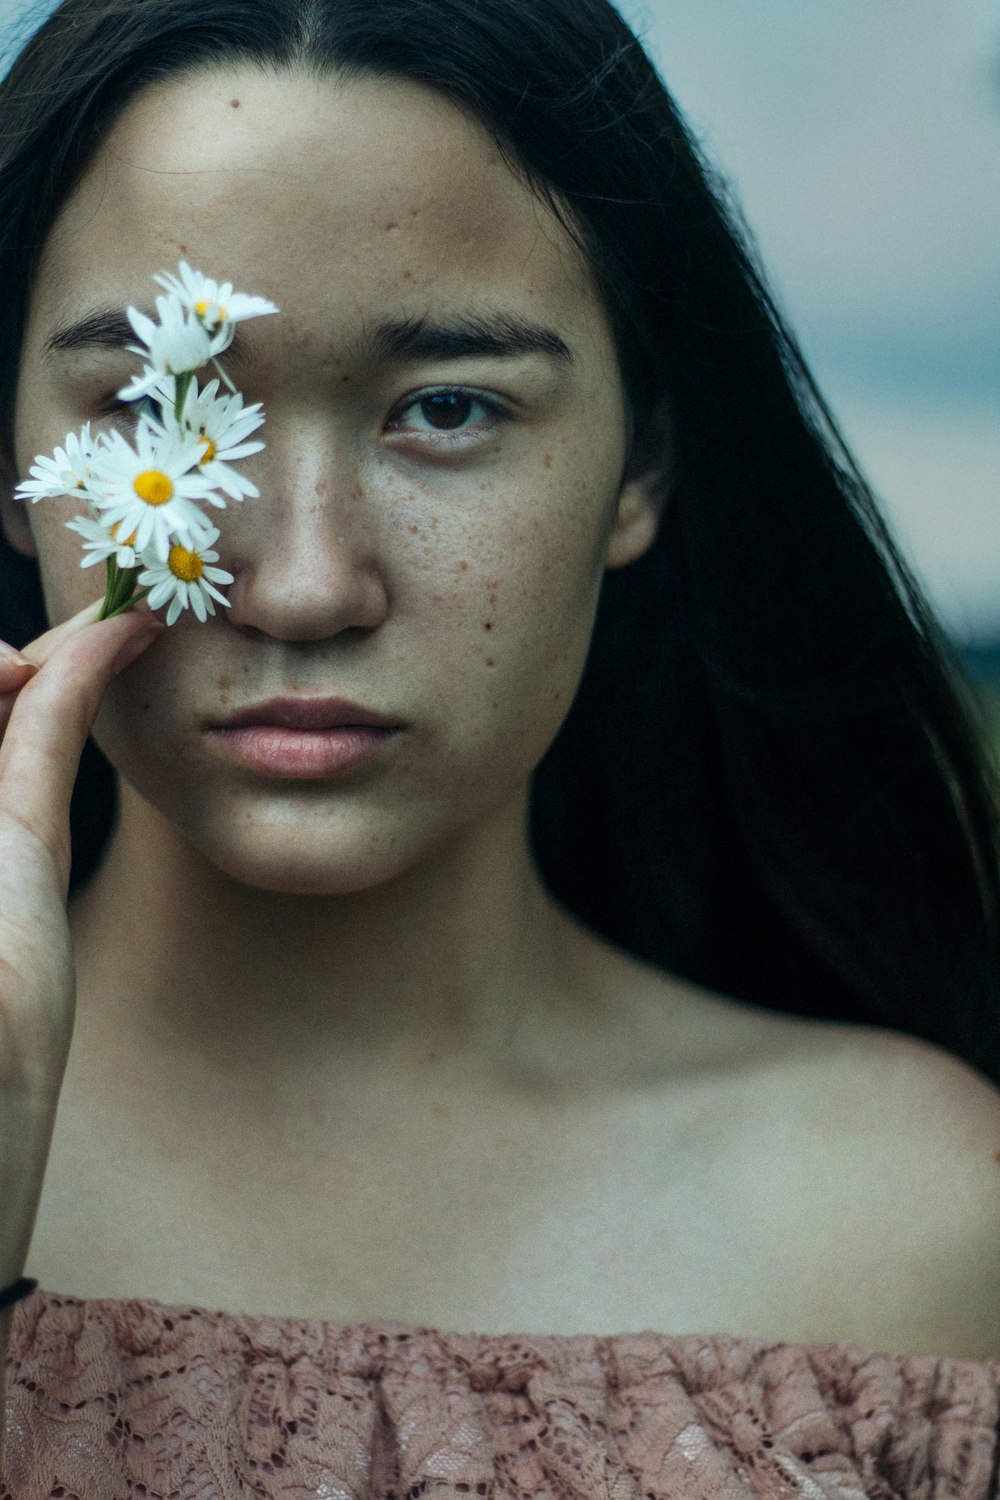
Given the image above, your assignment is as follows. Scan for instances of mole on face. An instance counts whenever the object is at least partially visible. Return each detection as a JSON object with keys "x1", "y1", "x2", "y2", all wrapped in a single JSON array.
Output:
[{"x1": 230, "y1": 98, "x2": 241, "y2": 109}]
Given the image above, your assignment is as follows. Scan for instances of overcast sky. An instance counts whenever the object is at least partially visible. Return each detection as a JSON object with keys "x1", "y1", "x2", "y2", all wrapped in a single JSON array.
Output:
[
  {"x1": 2, "y1": 0, "x2": 998, "y2": 638},
  {"x1": 619, "y1": 0, "x2": 1000, "y2": 640}
]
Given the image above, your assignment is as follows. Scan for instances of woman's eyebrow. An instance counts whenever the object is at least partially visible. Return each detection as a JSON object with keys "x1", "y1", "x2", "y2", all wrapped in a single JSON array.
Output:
[
  {"x1": 43, "y1": 308, "x2": 253, "y2": 369},
  {"x1": 42, "y1": 307, "x2": 572, "y2": 369},
  {"x1": 358, "y1": 312, "x2": 574, "y2": 367}
]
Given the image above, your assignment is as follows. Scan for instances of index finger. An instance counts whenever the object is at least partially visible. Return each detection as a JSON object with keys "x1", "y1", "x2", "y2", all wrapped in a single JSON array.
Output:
[
  {"x1": 0, "y1": 608, "x2": 163, "y2": 891},
  {"x1": 20, "y1": 598, "x2": 115, "y2": 669},
  {"x1": 0, "y1": 599, "x2": 149, "y2": 733}
]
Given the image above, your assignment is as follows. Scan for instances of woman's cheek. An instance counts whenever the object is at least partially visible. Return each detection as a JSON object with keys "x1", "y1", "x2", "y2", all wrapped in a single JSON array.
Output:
[
  {"x1": 31, "y1": 500, "x2": 106, "y2": 624},
  {"x1": 434, "y1": 465, "x2": 612, "y2": 723}
]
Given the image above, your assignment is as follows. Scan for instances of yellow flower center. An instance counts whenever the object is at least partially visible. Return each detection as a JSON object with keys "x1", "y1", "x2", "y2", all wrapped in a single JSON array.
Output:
[
  {"x1": 199, "y1": 435, "x2": 217, "y2": 465},
  {"x1": 168, "y1": 544, "x2": 205, "y2": 583},
  {"x1": 195, "y1": 299, "x2": 228, "y2": 323},
  {"x1": 133, "y1": 470, "x2": 174, "y2": 506}
]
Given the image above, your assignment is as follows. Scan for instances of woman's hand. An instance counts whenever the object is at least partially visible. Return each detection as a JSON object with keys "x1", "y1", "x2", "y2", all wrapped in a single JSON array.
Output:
[{"x1": 0, "y1": 601, "x2": 162, "y2": 1281}]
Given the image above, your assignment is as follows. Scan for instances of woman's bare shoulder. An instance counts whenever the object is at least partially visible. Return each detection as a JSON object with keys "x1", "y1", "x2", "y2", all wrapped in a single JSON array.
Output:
[
  {"x1": 704, "y1": 1006, "x2": 1000, "y2": 1357},
  {"x1": 589, "y1": 935, "x2": 1000, "y2": 1356},
  {"x1": 589, "y1": 924, "x2": 1000, "y2": 1136},
  {"x1": 647, "y1": 946, "x2": 1000, "y2": 1238},
  {"x1": 782, "y1": 1024, "x2": 1000, "y2": 1358},
  {"x1": 782, "y1": 1020, "x2": 1000, "y2": 1199}
]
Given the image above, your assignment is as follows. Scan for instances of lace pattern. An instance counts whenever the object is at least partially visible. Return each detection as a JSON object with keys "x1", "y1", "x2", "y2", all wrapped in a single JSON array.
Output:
[{"x1": 3, "y1": 1291, "x2": 998, "y2": 1499}]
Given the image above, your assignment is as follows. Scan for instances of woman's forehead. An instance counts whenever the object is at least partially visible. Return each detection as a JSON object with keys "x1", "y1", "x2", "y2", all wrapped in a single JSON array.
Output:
[{"x1": 30, "y1": 67, "x2": 605, "y2": 354}]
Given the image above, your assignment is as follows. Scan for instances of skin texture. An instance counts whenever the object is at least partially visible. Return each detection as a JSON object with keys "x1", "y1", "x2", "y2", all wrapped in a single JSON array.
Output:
[
  {"x1": 0, "y1": 64, "x2": 692, "y2": 1311},
  {"x1": 3, "y1": 67, "x2": 999, "y2": 1356},
  {"x1": 8, "y1": 67, "x2": 659, "y2": 900},
  {"x1": 2, "y1": 64, "x2": 677, "y2": 1101}
]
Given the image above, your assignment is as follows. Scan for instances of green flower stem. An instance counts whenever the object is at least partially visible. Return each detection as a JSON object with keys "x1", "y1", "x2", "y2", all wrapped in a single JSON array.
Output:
[
  {"x1": 173, "y1": 372, "x2": 193, "y2": 423},
  {"x1": 98, "y1": 557, "x2": 146, "y2": 620},
  {"x1": 99, "y1": 586, "x2": 150, "y2": 621}
]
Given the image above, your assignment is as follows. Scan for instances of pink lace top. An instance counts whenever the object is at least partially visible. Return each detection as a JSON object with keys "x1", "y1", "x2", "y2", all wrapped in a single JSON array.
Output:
[{"x1": 3, "y1": 1289, "x2": 998, "y2": 1498}]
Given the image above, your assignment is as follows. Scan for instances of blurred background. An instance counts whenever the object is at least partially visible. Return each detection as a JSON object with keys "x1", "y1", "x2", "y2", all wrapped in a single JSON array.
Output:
[
  {"x1": 2, "y1": 0, "x2": 998, "y2": 748},
  {"x1": 617, "y1": 0, "x2": 1000, "y2": 758}
]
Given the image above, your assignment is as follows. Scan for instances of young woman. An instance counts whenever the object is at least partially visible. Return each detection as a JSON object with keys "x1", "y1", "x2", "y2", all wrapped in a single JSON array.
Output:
[{"x1": 0, "y1": 0, "x2": 998, "y2": 1492}]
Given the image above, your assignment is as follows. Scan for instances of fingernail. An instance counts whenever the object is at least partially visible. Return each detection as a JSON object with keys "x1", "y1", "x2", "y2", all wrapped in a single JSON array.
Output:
[
  {"x1": 0, "y1": 640, "x2": 32, "y2": 668},
  {"x1": 112, "y1": 622, "x2": 164, "y2": 676}
]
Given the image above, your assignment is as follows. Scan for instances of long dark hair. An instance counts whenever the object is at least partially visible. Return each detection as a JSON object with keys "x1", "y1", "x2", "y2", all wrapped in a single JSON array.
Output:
[{"x1": 1, "y1": 0, "x2": 998, "y2": 1082}]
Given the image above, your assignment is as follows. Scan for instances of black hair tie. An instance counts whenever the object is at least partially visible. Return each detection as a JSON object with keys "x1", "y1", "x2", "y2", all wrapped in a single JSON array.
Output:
[{"x1": 0, "y1": 1277, "x2": 38, "y2": 1309}]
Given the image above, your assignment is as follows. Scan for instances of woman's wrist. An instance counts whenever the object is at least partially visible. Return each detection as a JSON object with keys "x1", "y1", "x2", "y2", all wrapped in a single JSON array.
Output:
[{"x1": 0, "y1": 1092, "x2": 62, "y2": 1283}]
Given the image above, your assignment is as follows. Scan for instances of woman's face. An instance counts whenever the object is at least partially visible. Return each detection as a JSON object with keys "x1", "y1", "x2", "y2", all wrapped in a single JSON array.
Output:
[{"x1": 4, "y1": 67, "x2": 660, "y2": 893}]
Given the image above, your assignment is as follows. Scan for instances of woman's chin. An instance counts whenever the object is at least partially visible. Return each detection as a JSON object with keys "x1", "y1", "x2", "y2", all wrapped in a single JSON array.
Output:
[
  {"x1": 195, "y1": 837, "x2": 418, "y2": 898},
  {"x1": 110, "y1": 757, "x2": 517, "y2": 900}
]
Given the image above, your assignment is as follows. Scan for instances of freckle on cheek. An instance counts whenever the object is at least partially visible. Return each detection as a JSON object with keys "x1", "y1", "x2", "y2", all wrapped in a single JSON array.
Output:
[{"x1": 457, "y1": 560, "x2": 469, "y2": 572}]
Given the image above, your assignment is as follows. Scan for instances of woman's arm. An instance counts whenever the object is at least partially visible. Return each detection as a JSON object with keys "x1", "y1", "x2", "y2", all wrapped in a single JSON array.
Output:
[{"x1": 0, "y1": 604, "x2": 162, "y2": 1463}]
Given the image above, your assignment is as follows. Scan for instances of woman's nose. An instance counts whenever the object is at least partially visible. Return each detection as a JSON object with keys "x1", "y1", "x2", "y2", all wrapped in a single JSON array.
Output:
[{"x1": 221, "y1": 441, "x2": 390, "y2": 643}]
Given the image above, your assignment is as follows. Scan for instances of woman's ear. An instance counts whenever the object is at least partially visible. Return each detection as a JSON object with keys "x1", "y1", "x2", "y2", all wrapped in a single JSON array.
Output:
[
  {"x1": 605, "y1": 396, "x2": 672, "y2": 570},
  {"x1": 0, "y1": 444, "x2": 37, "y2": 558}
]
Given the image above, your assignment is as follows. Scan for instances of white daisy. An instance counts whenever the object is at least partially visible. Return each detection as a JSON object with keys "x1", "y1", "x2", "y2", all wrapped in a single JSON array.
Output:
[
  {"x1": 137, "y1": 527, "x2": 234, "y2": 626},
  {"x1": 64, "y1": 512, "x2": 139, "y2": 569},
  {"x1": 150, "y1": 378, "x2": 265, "y2": 501},
  {"x1": 153, "y1": 261, "x2": 277, "y2": 354},
  {"x1": 88, "y1": 421, "x2": 220, "y2": 561},
  {"x1": 15, "y1": 424, "x2": 103, "y2": 503},
  {"x1": 117, "y1": 294, "x2": 216, "y2": 400},
  {"x1": 21, "y1": 263, "x2": 272, "y2": 628}
]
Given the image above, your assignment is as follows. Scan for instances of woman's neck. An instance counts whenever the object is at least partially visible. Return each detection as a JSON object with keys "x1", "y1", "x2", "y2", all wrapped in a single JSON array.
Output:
[{"x1": 69, "y1": 779, "x2": 593, "y2": 1090}]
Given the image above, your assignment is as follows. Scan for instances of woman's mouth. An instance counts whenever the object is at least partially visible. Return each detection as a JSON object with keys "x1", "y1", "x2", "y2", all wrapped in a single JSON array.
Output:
[{"x1": 207, "y1": 697, "x2": 403, "y2": 778}]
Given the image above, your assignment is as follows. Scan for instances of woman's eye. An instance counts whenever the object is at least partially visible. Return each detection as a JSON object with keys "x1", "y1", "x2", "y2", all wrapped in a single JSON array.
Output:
[
  {"x1": 100, "y1": 392, "x2": 159, "y2": 429},
  {"x1": 389, "y1": 390, "x2": 503, "y2": 438}
]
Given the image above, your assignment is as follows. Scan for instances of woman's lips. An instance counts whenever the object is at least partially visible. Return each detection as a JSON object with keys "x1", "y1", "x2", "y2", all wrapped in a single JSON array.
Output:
[{"x1": 207, "y1": 698, "x2": 402, "y2": 779}]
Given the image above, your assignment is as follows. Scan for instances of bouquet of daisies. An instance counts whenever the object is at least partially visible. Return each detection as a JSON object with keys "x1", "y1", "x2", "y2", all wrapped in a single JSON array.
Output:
[{"x1": 16, "y1": 263, "x2": 278, "y2": 625}]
